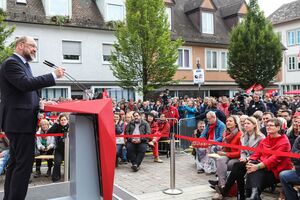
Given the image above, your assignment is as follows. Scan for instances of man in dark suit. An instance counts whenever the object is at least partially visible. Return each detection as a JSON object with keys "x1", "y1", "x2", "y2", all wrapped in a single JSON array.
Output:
[{"x1": 0, "y1": 36, "x2": 64, "y2": 200}]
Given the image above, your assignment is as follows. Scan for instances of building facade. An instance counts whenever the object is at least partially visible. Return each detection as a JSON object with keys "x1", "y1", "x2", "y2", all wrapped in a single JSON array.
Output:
[
  {"x1": 2, "y1": 0, "x2": 256, "y2": 100},
  {"x1": 269, "y1": 1, "x2": 300, "y2": 94}
]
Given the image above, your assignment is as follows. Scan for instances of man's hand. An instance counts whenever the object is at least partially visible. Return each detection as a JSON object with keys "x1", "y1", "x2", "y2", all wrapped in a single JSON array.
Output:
[
  {"x1": 39, "y1": 99, "x2": 58, "y2": 110},
  {"x1": 54, "y1": 67, "x2": 65, "y2": 78}
]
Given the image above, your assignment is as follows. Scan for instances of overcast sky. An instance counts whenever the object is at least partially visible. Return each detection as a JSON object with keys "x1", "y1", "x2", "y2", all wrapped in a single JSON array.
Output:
[{"x1": 258, "y1": 0, "x2": 296, "y2": 17}]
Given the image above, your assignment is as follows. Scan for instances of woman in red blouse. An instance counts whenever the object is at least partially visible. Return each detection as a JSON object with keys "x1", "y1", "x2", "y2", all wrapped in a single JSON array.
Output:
[
  {"x1": 245, "y1": 118, "x2": 293, "y2": 200},
  {"x1": 211, "y1": 115, "x2": 243, "y2": 200}
]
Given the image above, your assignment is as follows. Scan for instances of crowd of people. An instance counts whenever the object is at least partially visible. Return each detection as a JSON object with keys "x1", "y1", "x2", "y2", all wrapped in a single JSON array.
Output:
[
  {"x1": 110, "y1": 90, "x2": 300, "y2": 200},
  {"x1": 1, "y1": 89, "x2": 300, "y2": 199}
]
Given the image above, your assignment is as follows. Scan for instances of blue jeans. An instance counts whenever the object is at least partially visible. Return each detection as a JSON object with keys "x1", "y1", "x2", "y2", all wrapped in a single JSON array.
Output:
[
  {"x1": 0, "y1": 150, "x2": 9, "y2": 175},
  {"x1": 279, "y1": 170, "x2": 300, "y2": 200},
  {"x1": 116, "y1": 144, "x2": 127, "y2": 161}
]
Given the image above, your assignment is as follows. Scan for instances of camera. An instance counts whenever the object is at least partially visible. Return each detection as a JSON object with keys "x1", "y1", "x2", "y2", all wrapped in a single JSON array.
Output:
[{"x1": 160, "y1": 89, "x2": 170, "y2": 107}]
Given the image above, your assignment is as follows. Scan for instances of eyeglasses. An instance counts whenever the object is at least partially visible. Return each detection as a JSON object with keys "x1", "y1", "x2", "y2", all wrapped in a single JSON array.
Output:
[{"x1": 266, "y1": 124, "x2": 276, "y2": 127}]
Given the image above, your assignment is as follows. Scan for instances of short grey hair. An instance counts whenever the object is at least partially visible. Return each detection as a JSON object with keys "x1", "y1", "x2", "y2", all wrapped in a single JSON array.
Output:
[{"x1": 206, "y1": 111, "x2": 216, "y2": 118}]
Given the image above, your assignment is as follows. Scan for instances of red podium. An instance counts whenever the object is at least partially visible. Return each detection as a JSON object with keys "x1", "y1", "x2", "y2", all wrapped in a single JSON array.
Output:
[{"x1": 45, "y1": 99, "x2": 116, "y2": 200}]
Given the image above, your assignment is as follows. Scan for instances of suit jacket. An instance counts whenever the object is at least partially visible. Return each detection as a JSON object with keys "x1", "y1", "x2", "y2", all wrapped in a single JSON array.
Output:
[{"x1": 0, "y1": 54, "x2": 55, "y2": 133}]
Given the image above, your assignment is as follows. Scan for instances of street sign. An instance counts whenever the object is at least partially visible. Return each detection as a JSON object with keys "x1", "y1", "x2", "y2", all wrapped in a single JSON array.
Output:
[{"x1": 193, "y1": 69, "x2": 204, "y2": 84}]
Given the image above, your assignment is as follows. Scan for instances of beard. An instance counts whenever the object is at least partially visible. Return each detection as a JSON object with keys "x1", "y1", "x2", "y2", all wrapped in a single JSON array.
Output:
[{"x1": 23, "y1": 50, "x2": 35, "y2": 62}]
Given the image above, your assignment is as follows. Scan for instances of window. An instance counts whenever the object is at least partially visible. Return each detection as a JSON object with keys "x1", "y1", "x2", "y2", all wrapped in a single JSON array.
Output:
[
  {"x1": 178, "y1": 47, "x2": 192, "y2": 69},
  {"x1": 165, "y1": 7, "x2": 172, "y2": 30},
  {"x1": 287, "y1": 31, "x2": 295, "y2": 46},
  {"x1": 42, "y1": 87, "x2": 69, "y2": 99},
  {"x1": 107, "y1": 4, "x2": 124, "y2": 21},
  {"x1": 16, "y1": 0, "x2": 27, "y2": 4},
  {"x1": 49, "y1": 0, "x2": 70, "y2": 16},
  {"x1": 206, "y1": 50, "x2": 217, "y2": 69},
  {"x1": 62, "y1": 41, "x2": 81, "y2": 63},
  {"x1": 238, "y1": 17, "x2": 244, "y2": 23},
  {"x1": 32, "y1": 38, "x2": 39, "y2": 62},
  {"x1": 206, "y1": 49, "x2": 228, "y2": 70},
  {"x1": 201, "y1": 12, "x2": 214, "y2": 34},
  {"x1": 297, "y1": 29, "x2": 300, "y2": 45},
  {"x1": 288, "y1": 56, "x2": 296, "y2": 70},
  {"x1": 220, "y1": 52, "x2": 228, "y2": 70},
  {"x1": 93, "y1": 87, "x2": 135, "y2": 102},
  {"x1": 102, "y1": 44, "x2": 114, "y2": 63}
]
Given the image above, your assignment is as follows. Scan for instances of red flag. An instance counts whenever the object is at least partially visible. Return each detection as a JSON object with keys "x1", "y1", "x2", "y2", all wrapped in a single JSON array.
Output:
[
  {"x1": 102, "y1": 88, "x2": 108, "y2": 99},
  {"x1": 253, "y1": 83, "x2": 264, "y2": 91},
  {"x1": 245, "y1": 83, "x2": 256, "y2": 94}
]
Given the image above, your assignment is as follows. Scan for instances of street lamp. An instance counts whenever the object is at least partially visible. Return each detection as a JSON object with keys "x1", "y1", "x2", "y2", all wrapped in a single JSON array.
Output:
[{"x1": 196, "y1": 60, "x2": 201, "y2": 98}]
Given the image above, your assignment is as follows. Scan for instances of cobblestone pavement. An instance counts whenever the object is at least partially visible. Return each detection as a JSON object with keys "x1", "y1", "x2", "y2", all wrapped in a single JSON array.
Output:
[
  {"x1": 114, "y1": 152, "x2": 279, "y2": 200},
  {"x1": 0, "y1": 153, "x2": 279, "y2": 200}
]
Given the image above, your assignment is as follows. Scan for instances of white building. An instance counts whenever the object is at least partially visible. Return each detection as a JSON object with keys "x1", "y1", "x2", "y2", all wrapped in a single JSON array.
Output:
[
  {"x1": 269, "y1": 0, "x2": 300, "y2": 94},
  {"x1": 2, "y1": 0, "x2": 138, "y2": 101}
]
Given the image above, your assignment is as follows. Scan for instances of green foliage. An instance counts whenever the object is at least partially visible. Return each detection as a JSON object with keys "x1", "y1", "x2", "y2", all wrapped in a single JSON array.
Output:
[
  {"x1": 0, "y1": 9, "x2": 15, "y2": 64},
  {"x1": 227, "y1": 0, "x2": 282, "y2": 89},
  {"x1": 51, "y1": 15, "x2": 70, "y2": 26},
  {"x1": 110, "y1": 0, "x2": 182, "y2": 96}
]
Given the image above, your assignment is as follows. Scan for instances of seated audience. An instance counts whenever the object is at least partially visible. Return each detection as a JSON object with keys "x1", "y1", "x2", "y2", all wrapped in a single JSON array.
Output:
[
  {"x1": 48, "y1": 113, "x2": 69, "y2": 182},
  {"x1": 115, "y1": 113, "x2": 127, "y2": 165},
  {"x1": 280, "y1": 134, "x2": 300, "y2": 200},
  {"x1": 286, "y1": 115, "x2": 300, "y2": 147},
  {"x1": 34, "y1": 119, "x2": 55, "y2": 178},
  {"x1": 146, "y1": 113, "x2": 163, "y2": 163},
  {"x1": 210, "y1": 115, "x2": 243, "y2": 199},
  {"x1": 195, "y1": 111, "x2": 225, "y2": 174},
  {"x1": 125, "y1": 112, "x2": 150, "y2": 172},
  {"x1": 0, "y1": 132, "x2": 9, "y2": 175},
  {"x1": 214, "y1": 117, "x2": 265, "y2": 200},
  {"x1": 245, "y1": 118, "x2": 292, "y2": 200},
  {"x1": 260, "y1": 112, "x2": 274, "y2": 136}
]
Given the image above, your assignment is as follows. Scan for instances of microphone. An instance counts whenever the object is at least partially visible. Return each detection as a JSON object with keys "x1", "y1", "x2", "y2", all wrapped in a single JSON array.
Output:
[{"x1": 43, "y1": 60, "x2": 94, "y2": 100}]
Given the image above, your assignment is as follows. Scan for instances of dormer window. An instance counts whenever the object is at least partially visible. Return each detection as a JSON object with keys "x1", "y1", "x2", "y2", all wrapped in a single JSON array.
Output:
[
  {"x1": 201, "y1": 12, "x2": 214, "y2": 34},
  {"x1": 42, "y1": 0, "x2": 71, "y2": 17},
  {"x1": 107, "y1": 3, "x2": 124, "y2": 21}
]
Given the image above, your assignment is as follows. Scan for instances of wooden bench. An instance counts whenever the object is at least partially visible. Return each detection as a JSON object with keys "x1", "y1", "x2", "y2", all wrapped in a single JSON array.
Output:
[{"x1": 35, "y1": 155, "x2": 54, "y2": 160}]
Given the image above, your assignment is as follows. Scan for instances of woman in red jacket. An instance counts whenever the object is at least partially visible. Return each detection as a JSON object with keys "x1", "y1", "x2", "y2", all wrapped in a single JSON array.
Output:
[
  {"x1": 245, "y1": 118, "x2": 293, "y2": 200},
  {"x1": 210, "y1": 115, "x2": 242, "y2": 198},
  {"x1": 147, "y1": 113, "x2": 163, "y2": 163}
]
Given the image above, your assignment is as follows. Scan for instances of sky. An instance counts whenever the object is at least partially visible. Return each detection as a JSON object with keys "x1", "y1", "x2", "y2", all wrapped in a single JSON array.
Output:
[{"x1": 257, "y1": 0, "x2": 296, "y2": 17}]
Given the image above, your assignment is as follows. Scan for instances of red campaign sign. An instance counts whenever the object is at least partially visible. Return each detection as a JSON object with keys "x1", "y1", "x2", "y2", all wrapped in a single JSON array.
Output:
[{"x1": 253, "y1": 83, "x2": 264, "y2": 91}]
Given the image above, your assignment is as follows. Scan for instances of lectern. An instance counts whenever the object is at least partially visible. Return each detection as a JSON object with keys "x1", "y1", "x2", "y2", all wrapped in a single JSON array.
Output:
[{"x1": 45, "y1": 99, "x2": 116, "y2": 200}]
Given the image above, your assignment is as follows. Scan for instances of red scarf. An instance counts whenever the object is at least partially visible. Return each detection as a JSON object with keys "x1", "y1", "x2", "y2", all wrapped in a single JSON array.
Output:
[{"x1": 207, "y1": 122, "x2": 217, "y2": 140}]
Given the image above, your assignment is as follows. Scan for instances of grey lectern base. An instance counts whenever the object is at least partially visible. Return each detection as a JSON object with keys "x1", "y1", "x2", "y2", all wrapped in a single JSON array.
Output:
[{"x1": 50, "y1": 114, "x2": 102, "y2": 200}]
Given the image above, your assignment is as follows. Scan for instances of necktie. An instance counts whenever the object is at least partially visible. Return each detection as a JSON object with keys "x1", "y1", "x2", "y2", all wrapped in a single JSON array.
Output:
[{"x1": 25, "y1": 62, "x2": 33, "y2": 76}]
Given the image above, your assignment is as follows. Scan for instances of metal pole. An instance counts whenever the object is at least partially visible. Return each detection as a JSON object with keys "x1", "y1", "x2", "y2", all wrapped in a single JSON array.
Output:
[
  {"x1": 163, "y1": 132, "x2": 182, "y2": 195},
  {"x1": 198, "y1": 82, "x2": 201, "y2": 98},
  {"x1": 64, "y1": 132, "x2": 70, "y2": 182}
]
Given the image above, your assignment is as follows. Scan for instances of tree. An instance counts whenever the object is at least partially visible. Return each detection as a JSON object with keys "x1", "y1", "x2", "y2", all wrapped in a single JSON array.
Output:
[
  {"x1": 227, "y1": 0, "x2": 282, "y2": 90},
  {"x1": 0, "y1": 9, "x2": 15, "y2": 64},
  {"x1": 110, "y1": 0, "x2": 182, "y2": 96}
]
